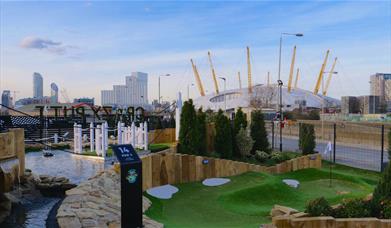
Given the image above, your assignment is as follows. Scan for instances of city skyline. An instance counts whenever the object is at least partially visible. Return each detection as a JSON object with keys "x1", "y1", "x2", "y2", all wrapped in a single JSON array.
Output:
[{"x1": 1, "y1": 1, "x2": 390, "y2": 105}]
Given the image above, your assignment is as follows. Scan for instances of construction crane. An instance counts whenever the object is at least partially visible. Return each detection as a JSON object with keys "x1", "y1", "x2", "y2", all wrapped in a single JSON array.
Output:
[
  {"x1": 190, "y1": 59, "x2": 205, "y2": 96},
  {"x1": 207, "y1": 51, "x2": 219, "y2": 94},
  {"x1": 287, "y1": 46, "x2": 297, "y2": 93},
  {"x1": 313, "y1": 50, "x2": 330, "y2": 95},
  {"x1": 238, "y1": 71, "x2": 242, "y2": 89},
  {"x1": 294, "y1": 68, "x2": 300, "y2": 89},
  {"x1": 247, "y1": 46, "x2": 252, "y2": 93},
  {"x1": 323, "y1": 57, "x2": 337, "y2": 96},
  {"x1": 61, "y1": 88, "x2": 71, "y2": 103}
]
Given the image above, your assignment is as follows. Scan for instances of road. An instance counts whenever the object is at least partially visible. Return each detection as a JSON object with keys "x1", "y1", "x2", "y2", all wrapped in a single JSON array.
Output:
[{"x1": 269, "y1": 135, "x2": 389, "y2": 172}]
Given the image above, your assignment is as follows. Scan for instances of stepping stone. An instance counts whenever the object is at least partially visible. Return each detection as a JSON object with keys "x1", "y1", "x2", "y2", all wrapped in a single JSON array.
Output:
[
  {"x1": 202, "y1": 178, "x2": 230, "y2": 187},
  {"x1": 282, "y1": 179, "x2": 300, "y2": 188},
  {"x1": 146, "y1": 184, "x2": 178, "y2": 199}
]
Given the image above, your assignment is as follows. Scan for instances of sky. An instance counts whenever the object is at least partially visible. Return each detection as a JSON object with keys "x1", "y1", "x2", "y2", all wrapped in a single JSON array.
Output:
[{"x1": 1, "y1": 1, "x2": 390, "y2": 105}]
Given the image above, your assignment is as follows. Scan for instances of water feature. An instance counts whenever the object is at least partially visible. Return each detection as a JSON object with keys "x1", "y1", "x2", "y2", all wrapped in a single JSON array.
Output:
[{"x1": 1, "y1": 150, "x2": 106, "y2": 227}]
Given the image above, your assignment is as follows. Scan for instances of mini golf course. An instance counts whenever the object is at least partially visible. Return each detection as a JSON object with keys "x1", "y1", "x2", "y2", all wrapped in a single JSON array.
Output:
[{"x1": 145, "y1": 163, "x2": 380, "y2": 228}]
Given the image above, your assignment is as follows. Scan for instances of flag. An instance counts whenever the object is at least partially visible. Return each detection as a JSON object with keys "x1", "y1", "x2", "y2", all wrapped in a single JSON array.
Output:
[{"x1": 324, "y1": 141, "x2": 332, "y2": 155}]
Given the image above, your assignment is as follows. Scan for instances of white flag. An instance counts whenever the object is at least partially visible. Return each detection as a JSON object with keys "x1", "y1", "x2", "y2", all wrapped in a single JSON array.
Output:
[{"x1": 324, "y1": 141, "x2": 332, "y2": 155}]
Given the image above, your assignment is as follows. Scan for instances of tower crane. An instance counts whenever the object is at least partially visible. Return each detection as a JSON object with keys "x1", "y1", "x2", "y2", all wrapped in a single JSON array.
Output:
[
  {"x1": 190, "y1": 59, "x2": 205, "y2": 96},
  {"x1": 294, "y1": 68, "x2": 300, "y2": 89},
  {"x1": 207, "y1": 51, "x2": 219, "y2": 94},
  {"x1": 323, "y1": 57, "x2": 337, "y2": 96},
  {"x1": 238, "y1": 71, "x2": 242, "y2": 89},
  {"x1": 247, "y1": 46, "x2": 252, "y2": 93},
  {"x1": 287, "y1": 46, "x2": 297, "y2": 93},
  {"x1": 313, "y1": 50, "x2": 330, "y2": 95}
]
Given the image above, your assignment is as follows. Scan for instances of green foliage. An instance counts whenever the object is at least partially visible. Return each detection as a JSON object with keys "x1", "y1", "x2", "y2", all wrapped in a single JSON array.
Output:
[
  {"x1": 250, "y1": 110, "x2": 270, "y2": 153},
  {"x1": 308, "y1": 110, "x2": 320, "y2": 120},
  {"x1": 382, "y1": 200, "x2": 391, "y2": 219},
  {"x1": 305, "y1": 197, "x2": 332, "y2": 216},
  {"x1": 372, "y1": 163, "x2": 391, "y2": 216},
  {"x1": 235, "y1": 127, "x2": 254, "y2": 158},
  {"x1": 178, "y1": 99, "x2": 198, "y2": 154},
  {"x1": 214, "y1": 109, "x2": 233, "y2": 159},
  {"x1": 332, "y1": 198, "x2": 371, "y2": 218},
  {"x1": 233, "y1": 108, "x2": 248, "y2": 157},
  {"x1": 270, "y1": 151, "x2": 284, "y2": 163},
  {"x1": 254, "y1": 150, "x2": 270, "y2": 162},
  {"x1": 194, "y1": 108, "x2": 207, "y2": 155},
  {"x1": 149, "y1": 143, "x2": 170, "y2": 153},
  {"x1": 299, "y1": 123, "x2": 316, "y2": 155},
  {"x1": 388, "y1": 130, "x2": 391, "y2": 159}
]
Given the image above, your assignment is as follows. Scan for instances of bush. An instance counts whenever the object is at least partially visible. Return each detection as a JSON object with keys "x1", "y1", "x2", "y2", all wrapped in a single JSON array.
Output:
[
  {"x1": 214, "y1": 110, "x2": 233, "y2": 159},
  {"x1": 254, "y1": 150, "x2": 270, "y2": 162},
  {"x1": 194, "y1": 108, "x2": 207, "y2": 155},
  {"x1": 235, "y1": 127, "x2": 254, "y2": 158},
  {"x1": 388, "y1": 130, "x2": 391, "y2": 159},
  {"x1": 270, "y1": 151, "x2": 283, "y2": 163},
  {"x1": 383, "y1": 200, "x2": 391, "y2": 219},
  {"x1": 305, "y1": 197, "x2": 332, "y2": 216},
  {"x1": 233, "y1": 108, "x2": 248, "y2": 157},
  {"x1": 178, "y1": 99, "x2": 197, "y2": 154},
  {"x1": 299, "y1": 123, "x2": 316, "y2": 155},
  {"x1": 372, "y1": 163, "x2": 391, "y2": 216},
  {"x1": 332, "y1": 199, "x2": 371, "y2": 218},
  {"x1": 250, "y1": 110, "x2": 270, "y2": 153}
]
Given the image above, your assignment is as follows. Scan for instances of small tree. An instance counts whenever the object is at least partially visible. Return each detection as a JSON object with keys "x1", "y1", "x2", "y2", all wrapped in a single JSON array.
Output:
[
  {"x1": 214, "y1": 110, "x2": 233, "y2": 159},
  {"x1": 178, "y1": 99, "x2": 197, "y2": 154},
  {"x1": 194, "y1": 108, "x2": 207, "y2": 156},
  {"x1": 372, "y1": 163, "x2": 391, "y2": 216},
  {"x1": 299, "y1": 123, "x2": 316, "y2": 155},
  {"x1": 235, "y1": 127, "x2": 254, "y2": 158},
  {"x1": 388, "y1": 130, "x2": 391, "y2": 159},
  {"x1": 250, "y1": 110, "x2": 270, "y2": 153},
  {"x1": 233, "y1": 108, "x2": 248, "y2": 157}
]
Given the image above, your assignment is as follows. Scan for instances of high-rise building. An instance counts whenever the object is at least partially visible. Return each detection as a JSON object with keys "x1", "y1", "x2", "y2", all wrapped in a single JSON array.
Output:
[
  {"x1": 1, "y1": 90, "x2": 12, "y2": 108},
  {"x1": 101, "y1": 72, "x2": 148, "y2": 106},
  {"x1": 358, "y1": 95, "x2": 381, "y2": 114},
  {"x1": 50, "y1": 83, "x2": 59, "y2": 103},
  {"x1": 370, "y1": 73, "x2": 391, "y2": 103},
  {"x1": 33, "y1": 72, "x2": 43, "y2": 98},
  {"x1": 341, "y1": 96, "x2": 360, "y2": 114}
]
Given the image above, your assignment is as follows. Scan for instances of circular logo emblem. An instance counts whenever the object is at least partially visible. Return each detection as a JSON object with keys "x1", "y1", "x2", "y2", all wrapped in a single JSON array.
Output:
[{"x1": 126, "y1": 169, "x2": 138, "y2": 184}]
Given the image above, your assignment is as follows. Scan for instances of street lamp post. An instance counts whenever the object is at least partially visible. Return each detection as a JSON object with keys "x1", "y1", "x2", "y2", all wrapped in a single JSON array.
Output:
[
  {"x1": 158, "y1": 74, "x2": 171, "y2": 104},
  {"x1": 187, "y1": 83, "x2": 194, "y2": 100},
  {"x1": 219, "y1": 77, "x2": 227, "y2": 112},
  {"x1": 277, "y1": 32, "x2": 303, "y2": 152}
]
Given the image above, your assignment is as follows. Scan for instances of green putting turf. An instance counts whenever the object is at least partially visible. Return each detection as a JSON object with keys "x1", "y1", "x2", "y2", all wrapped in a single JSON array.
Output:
[{"x1": 145, "y1": 163, "x2": 379, "y2": 228}]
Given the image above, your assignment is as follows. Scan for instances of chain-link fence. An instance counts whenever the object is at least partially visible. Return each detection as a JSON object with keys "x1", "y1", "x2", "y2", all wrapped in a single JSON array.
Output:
[{"x1": 269, "y1": 120, "x2": 390, "y2": 172}]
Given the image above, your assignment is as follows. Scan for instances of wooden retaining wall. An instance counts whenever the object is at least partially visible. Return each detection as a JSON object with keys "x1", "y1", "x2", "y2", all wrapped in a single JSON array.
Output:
[
  {"x1": 138, "y1": 151, "x2": 322, "y2": 191},
  {"x1": 148, "y1": 128, "x2": 176, "y2": 144}
]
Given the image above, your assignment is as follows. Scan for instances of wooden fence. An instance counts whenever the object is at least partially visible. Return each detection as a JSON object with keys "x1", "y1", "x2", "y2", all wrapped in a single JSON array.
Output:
[
  {"x1": 148, "y1": 128, "x2": 176, "y2": 144},
  {"x1": 134, "y1": 150, "x2": 321, "y2": 191}
]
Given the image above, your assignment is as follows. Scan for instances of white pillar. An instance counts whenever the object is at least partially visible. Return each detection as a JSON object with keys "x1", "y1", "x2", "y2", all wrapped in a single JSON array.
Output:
[
  {"x1": 103, "y1": 122, "x2": 108, "y2": 150},
  {"x1": 90, "y1": 122, "x2": 95, "y2": 152},
  {"x1": 117, "y1": 121, "x2": 122, "y2": 144},
  {"x1": 73, "y1": 123, "x2": 77, "y2": 153},
  {"x1": 131, "y1": 121, "x2": 136, "y2": 147},
  {"x1": 95, "y1": 125, "x2": 102, "y2": 156},
  {"x1": 53, "y1": 133, "x2": 58, "y2": 144},
  {"x1": 77, "y1": 124, "x2": 82, "y2": 154},
  {"x1": 144, "y1": 121, "x2": 148, "y2": 150},
  {"x1": 121, "y1": 123, "x2": 126, "y2": 144},
  {"x1": 176, "y1": 92, "x2": 182, "y2": 141}
]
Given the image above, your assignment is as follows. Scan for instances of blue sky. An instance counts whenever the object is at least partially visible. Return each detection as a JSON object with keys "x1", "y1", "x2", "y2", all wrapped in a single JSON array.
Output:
[{"x1": 1, "y1": 1, "x2": 390, "y2": 104}]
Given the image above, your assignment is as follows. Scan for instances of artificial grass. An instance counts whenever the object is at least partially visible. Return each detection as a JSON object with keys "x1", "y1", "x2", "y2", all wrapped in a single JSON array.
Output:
[{"x1": 145, "y1": 164, "x2": 380, "y2": 228}]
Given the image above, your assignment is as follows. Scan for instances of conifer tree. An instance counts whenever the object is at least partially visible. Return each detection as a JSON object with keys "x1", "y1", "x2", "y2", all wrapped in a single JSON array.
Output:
[
  {"x1": 178, "y1": 99, "x2": 197, "y2": 154},
  {"x1": 250, "y1": 110, "x2": 270, "y2": 153},
  {"x1": 214, "y1": 110, "x2": 233, "y2": 159}
]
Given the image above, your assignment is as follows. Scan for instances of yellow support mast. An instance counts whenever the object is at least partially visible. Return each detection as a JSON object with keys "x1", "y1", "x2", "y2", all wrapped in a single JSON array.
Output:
[
  {"x1": 190, "y1": 59, "x2": 205, "y2": 96},
  {"x1": 313, "y1": 50, "x2": 330, "y2": 95},
  {"x1": 247, "y1": 46, "x2": 252, "y2": 93},
  {"x1": 323, "y1": 57, "x2": 337, "y2": 96},
  {"x1": 207, "y1": 51, "x2": 219, "y2": 94},
  {"x1": 238, "y1": 71, "x2": 242, "y2": 89},
  {"x1": 267, "y1": 71, "x2": 270, "y2": 86},
  {"x1": 294, "y1": 68, "x2": 300, "y2": 89},
  {"x1": 287, "y1": 46, "x2": 297, "y2": 93}
]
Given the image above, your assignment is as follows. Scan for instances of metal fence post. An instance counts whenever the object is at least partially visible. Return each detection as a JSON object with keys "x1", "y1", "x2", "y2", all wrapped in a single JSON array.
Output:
[
  {"x1": 381, "y1": 124, "x2": 385, "y2": 172},
  {"x1": 271, "y1": 121, "x2": 275, "y2": 150},
  {"x1": 333, "y1": 123, "x2": 336, "y2": 164}
]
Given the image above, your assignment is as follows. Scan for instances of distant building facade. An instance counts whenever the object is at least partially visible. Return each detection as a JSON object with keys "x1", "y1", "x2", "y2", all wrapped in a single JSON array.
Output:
[
  {"x1": 358, "y1": 95, "x2": 381, "y2": 114},
  {"x1": 73, "y1": 97, "x2": 95, "y2": 106},
  {"x1": 370, "y1": 73, "x2": 391, "y2": 109},
  {"x1": 101, "y1": 72, "x2": 148, "y2": 106},
  {"x1": 15, "y1": 97, "x2": 51, "y2": 106},
  {"x1": 1, "y1": 90, "x2": 12, "y2": 108},
  {"x1": 341, "y1": 96, "x2": 360, "y2": 114},
  {"x1": 50, "y1": 83, "x2": 59, "y2": 104},
  {"x1": 33, "y1": 72, "x2": 43, "y2": 98}
]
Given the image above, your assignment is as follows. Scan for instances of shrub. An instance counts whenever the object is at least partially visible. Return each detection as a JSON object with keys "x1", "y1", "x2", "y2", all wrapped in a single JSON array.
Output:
[
  {"x1": 178, "y1": 99, "x2": 197, "y2": 154},
  {"x1": 233, "y1": 108, "x2": 248, "y2": 157},
  {"x1": 388, "y1": 130, "x2": 391, "y2": 159},
  {"x1": 235, "y1": 127, "x2": 254, "y2": 158},
  {"x1": 254, "y1": 150, "x2": 270, "y2": 162},
  {"x1": 305, "y1": 197, "x2": 332, "y2": 216},
  {"x1": 270, "y1": 151, "x2": 283, "y2": 163},
  {"x1": 383, "y1": 200, "x2": 391, "y2": 219},
  {"x1": 299, "y1": 123, "x2": 316, "y2": 155},
  {"x1": 372, "y1": 163, "x2": 391, "y2": 216},
  {"x1": 332, "y1": 199, "x2": 371, "y2": 218},
  {"x1": 250, "y1": 110, "x2": 270, "y2": 153},
  {"x1": 214, "y1": 110, "x2": 233, "y2": 159},
  {"x1": 194, "y1": 108, "x2": 207, "y2": 155}
]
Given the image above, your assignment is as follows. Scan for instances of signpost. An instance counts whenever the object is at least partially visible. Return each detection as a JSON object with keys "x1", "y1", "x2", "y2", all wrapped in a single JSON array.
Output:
[{"x1": 112, "y1": 144, "x2": 143, "y2": 228}]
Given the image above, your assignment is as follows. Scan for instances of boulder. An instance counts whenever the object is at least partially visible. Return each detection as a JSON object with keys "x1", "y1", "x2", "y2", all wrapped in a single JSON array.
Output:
[{"x1": 270, "y1": 205, "x2": 299, "y2": 217}]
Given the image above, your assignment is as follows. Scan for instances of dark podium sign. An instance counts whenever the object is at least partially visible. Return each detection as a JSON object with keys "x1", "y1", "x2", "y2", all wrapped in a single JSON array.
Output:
[{"x1": 112, "y1": 144, "x2": 143, "y2": 228}]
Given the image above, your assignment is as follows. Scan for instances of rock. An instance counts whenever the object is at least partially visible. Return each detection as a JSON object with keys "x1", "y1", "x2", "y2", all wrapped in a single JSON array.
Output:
[
  {"x1": 202, "y1": 178, "x2": 231, "y2": 187},
  {"x1": 270, "y1": 205, "x2": 299, "y2": 217},
  {"x1": 54, "y1": 177, "x2": 68, "y2": 183},
  {"x1": 282, "y1": 179, "x2": 300, "y2": 188},
  {"x1": 146, "y1": 184, "x2": 179, "y2": 199},
  {"x1": 57, "y1": 216, "x2": 82, "y2": 228}
]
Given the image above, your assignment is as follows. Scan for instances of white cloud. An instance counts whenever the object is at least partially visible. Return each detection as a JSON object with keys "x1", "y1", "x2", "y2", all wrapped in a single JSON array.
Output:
[{"x1": 20, "y1": 36, "x2": 79, "y2": 56}]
